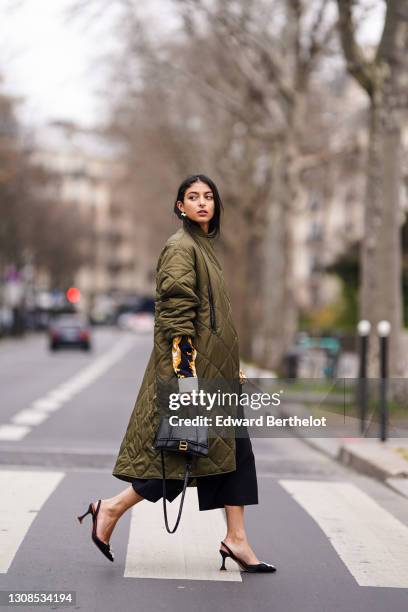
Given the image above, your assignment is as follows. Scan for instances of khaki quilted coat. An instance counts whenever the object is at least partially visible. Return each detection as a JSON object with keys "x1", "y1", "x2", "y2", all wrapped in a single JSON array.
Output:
[{"x1": 112, "y1": 220, "x2": 240, "y2": 482}]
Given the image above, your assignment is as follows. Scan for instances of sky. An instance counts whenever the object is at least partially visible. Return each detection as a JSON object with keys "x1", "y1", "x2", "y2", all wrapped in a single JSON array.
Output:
[
  {"x1": 0, "y1": 0, "x2": 385, "y2": 130},
  {"x1": 0, "y1": 0, "x2": 179, "y2": 129},
  {"x1": 0, "y1": 0, "x2": 112, "y2": 127}
]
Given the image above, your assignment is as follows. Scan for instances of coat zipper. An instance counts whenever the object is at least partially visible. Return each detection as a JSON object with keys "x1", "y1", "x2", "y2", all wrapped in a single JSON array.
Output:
[
  {"x1": 195, "y1": 242, "x2": 217, "y2": 334},
  {"x1": 207, "y1": 277, "x2": 217, "y2": 333}
]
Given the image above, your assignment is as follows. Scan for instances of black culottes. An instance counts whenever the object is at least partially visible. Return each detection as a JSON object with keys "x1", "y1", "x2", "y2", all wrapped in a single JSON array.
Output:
[{"x1": 131, "y1": 432, "x2": 258, "y2": 511}]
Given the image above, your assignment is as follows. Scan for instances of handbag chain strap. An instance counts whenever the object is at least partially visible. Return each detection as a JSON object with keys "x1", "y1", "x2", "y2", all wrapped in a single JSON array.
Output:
[{"x1": 160, "y1": 450, "x2": 191, "y2": 533}]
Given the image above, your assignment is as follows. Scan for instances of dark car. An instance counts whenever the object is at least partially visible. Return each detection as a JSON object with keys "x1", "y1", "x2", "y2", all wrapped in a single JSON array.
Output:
[{"x1": 48, "y1": 314, "x2": 92, "y2": 351}]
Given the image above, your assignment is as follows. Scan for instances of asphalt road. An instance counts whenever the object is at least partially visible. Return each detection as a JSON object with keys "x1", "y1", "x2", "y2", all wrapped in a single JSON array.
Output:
[{"x1": 0, "y1": 328, "x2": 407, "y2": 612}]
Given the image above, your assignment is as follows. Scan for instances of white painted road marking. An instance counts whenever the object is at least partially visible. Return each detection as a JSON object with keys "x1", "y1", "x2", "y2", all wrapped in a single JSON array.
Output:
[
  {"x1": 0, "y1": 470, "x2": 65, "y2": 573},
  {"x1": 125, "y1": 487, "x2": 241, "y2": 581},
  {"x1": 0, "y1": 425, "x2": 30, "y2": 441},
  {"x1": 31, "y1": 398, "x2": 62, "y2": 412},
  {"x1": 280, "y1": 480, "x2": 408, "y2": 588},
  {"x1": 11, "y1": 409, "x2": 50, "y2": 426},
  {"x1": 0, "y1": 335, "x2": 136, "y2": 441},
  {"x1": 0, "y1": 471, "x2": 407, "y2": 586}
]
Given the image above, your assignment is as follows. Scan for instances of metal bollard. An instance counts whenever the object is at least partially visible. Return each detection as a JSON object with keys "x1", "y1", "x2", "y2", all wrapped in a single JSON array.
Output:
[
  {"x1": 357, "y1": 320, "x2": 371, "y2": 435},
  {"x1": 377, "y1": 320, "x2": 390, "y2": 442}
]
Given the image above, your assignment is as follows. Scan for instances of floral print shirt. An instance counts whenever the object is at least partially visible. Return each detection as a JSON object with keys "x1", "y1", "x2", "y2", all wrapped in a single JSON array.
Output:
[
  {"x1": 172, "y1": 335, "x2": 197, "y2": 378},
  {"x1": 172, "y1": 335, "x2": 247, "y2": 387}
]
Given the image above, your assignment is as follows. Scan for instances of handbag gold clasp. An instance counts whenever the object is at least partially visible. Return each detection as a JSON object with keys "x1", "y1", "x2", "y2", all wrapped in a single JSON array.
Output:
[{"x1": 178, "y1": 440, "x2": 188, "y2": 451}]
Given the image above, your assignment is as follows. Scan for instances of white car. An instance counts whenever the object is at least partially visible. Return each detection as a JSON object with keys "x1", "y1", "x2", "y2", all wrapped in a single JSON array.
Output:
[{"x1": 117, "y1": 312, "x2": 154, "y2": 332}]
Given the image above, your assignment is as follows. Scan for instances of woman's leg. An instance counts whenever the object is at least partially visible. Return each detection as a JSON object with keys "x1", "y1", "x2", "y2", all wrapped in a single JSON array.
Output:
[
  {"x1": 222, "y1": 505, "x2": 261, "y2": 564},
  {"x1": 92, "y1": 486, "x2": 144, "y2": 545}
]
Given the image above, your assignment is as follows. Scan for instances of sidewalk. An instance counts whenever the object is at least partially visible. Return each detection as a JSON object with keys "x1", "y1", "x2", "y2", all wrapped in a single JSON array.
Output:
[{"x1": 241, "y1": 361, "x2": 408, "y2": 501}]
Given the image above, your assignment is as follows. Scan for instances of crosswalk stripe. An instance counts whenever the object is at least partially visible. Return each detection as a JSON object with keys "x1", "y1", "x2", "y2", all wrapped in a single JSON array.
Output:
[
  {"x1": 0, "y1": 470, "x2": 65, "y2": 573},
  {"x1": 279, "y1": 479, "x2": 408, "y2": 588},
  {"x1": 124, "y1": 487, "x2": 241, "y2": 581}
]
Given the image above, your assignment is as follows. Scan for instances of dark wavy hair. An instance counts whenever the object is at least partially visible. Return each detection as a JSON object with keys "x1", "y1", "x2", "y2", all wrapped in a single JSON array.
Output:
[{"x1": 173, "y1": 174, "x2": 223, "y2": 237}]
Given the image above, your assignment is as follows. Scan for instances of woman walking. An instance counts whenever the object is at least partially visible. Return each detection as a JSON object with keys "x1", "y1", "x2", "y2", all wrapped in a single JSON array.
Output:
[{"x1": 77, "y1": 174, "x2": 276, "y2": 574}]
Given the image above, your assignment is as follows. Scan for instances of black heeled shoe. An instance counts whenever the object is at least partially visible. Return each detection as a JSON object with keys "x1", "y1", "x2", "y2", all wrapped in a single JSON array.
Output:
[
  {"x1": 77, "y1": 500, "x2": 115, "y2": 562},
  {"x1": 219, "y1": 541, "x2": 276, "y2": 573}
]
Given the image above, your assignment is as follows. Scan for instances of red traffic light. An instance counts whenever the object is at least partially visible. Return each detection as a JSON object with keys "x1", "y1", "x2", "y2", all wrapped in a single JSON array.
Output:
[{"x1": 66, "y1": 287, "x2": 81, "y2": 303}]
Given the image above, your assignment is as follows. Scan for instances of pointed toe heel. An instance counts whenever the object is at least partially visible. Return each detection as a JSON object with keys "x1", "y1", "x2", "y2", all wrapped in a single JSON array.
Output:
[
  {"x1": 77, "y1": 500, "x2": 115, "y2": 563},
  {"x1": 219, "y1": 541, "x2": 276, "y2": 574},
  {"x1": 219, "y1": 549, "x2": 229, "y2": 570},
  {"x1": 77, "y1": 504, "x2": 93, "y2": 524}
]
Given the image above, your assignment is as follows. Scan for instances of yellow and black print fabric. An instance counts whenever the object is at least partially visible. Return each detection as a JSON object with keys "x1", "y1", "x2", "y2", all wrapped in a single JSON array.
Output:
[{"x1": 172, "y1": 335, "x2": 197, "y2": 378}]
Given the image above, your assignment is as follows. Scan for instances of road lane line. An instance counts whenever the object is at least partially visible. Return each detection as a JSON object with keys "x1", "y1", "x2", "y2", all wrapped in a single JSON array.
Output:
[
  {"x1": 125, "y1": 487, "x2": 241, "y2": 581},
  {"x1": 0, "y1": 425, "x2": 31, "y2": 441},
  {"x1": 0, "y1": 335, "x2": 136, "y2": 440},
  {"x1": 280, "y1": 480, "x2": 408, "y2": 588},
  {"x1": 0, "y1": 470, "x2": 65, "y2": 573},
  {"x1": 46, "y1": 390, "x2": 73, "y2": 402},
  {"x1": 11, "y1": 410, "x2": 49, "y2": 426},
  {"x1": 31, "y1": 399, "x2": 62, "y2": 412}
]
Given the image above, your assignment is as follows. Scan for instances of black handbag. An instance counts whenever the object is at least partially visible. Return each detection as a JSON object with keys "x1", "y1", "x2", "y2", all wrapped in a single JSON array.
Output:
[{"x1": 153, "y1": 416, "x2": 209, "y2": 533}]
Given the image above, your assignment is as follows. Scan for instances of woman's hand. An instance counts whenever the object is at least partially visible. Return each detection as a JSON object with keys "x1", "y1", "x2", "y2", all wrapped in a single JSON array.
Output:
[{"x1": 239, "y1": 368, "x2": 247, "y2": 385}]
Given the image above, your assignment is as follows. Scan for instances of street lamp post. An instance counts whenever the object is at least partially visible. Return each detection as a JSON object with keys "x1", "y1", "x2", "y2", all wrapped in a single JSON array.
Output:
[
  {"x1": 357, "y1": 320, "x2": 371, "y2": 435},
  {"x1": 377, "y1": 320, "x2": 391, "y2": 442}
]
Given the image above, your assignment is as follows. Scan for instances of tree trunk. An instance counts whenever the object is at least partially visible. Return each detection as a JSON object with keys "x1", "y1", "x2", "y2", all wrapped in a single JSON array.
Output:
[
  {"x1": 260, "y1": 145, "x2": 298, "y2": 371},
  {"x1": 361, "y1": 88, "x2": 404, "y2": 379}
]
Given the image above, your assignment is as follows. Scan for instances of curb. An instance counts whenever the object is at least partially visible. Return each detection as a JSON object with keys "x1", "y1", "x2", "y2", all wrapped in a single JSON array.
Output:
[
  {"x1": 339, "y1": 442, "x2": 408, "y2": 481},
  {"x1": 0, "y1": 446, "x2": 117, "y2": 470}
]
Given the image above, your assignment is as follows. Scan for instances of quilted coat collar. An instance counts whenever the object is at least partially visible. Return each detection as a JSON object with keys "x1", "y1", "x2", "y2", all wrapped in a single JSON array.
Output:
[
  {"x1": 182, "y1": 219, "x2": 222, "y2": 270},
  {"x1": 182, "y1": 218, "x2": 217, "y2": 240}
]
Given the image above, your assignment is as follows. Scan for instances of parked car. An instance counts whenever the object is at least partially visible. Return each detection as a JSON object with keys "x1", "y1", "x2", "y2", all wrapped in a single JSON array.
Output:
[
  {"x1": 117, "y1": 311, "x2": 154, "y2": 332},
  {"x1": 48, "y1": 314, "x2": 92, "y2": 351},
  {"x1": 114, "y1": 295, "x2": 155, "y2": 332},
  {"x1": 89, "y1": 293, "x2": 116, "y2": 325}
]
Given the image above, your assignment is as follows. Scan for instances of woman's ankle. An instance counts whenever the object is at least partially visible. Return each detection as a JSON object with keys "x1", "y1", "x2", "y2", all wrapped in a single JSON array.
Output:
[
  {"x1": 102, "y1": 486, "x2": 142, "y2": 519},
  {"x1": 224, "y1": 532, "x2": 248, "y2": 545},
  {"x1": 103, "y1": 497, "x2": 126, "y2": 518}
]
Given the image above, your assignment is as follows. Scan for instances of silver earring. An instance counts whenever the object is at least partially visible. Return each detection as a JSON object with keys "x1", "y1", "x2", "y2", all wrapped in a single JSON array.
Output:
[{"x1": 181, "y1": 212, "x2": 187, "y2": 217}]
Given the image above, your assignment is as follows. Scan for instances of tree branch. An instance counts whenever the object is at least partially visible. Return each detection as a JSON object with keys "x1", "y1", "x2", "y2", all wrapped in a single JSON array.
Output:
[
  {"x1": 377, "y1": 0, "x2": 408, "y2": 64},
  {"x1": 337, "y1": 0, "x2": 375, "y2": 96}
]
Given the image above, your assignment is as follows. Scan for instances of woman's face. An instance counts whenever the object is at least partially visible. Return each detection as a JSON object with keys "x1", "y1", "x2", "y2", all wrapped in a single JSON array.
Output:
[{"x1": 177, "y1": 180, "x2": 215, "y2": 232}]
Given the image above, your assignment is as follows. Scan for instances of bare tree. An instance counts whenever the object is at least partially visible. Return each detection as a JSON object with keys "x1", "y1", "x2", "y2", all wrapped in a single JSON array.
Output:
[
  {"x1": 174, "y1": 0, "x2": 338, "y2": 368},
  {"x1": 337, "y1": 0, "x2": 408, "y2": 377},
  {"x1": 0, "y1": 82, "x2": 91, "y2": 295},
  {"x1": 67, "y1": 1, "x2": 375, "y2": 374}
]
